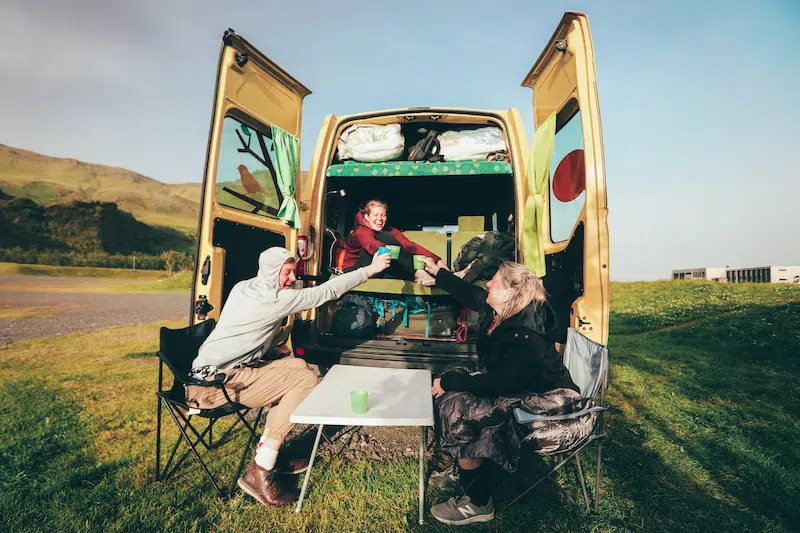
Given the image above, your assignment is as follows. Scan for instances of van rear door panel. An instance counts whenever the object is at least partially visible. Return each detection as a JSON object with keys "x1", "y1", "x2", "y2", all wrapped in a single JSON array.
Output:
[
  {"x1": 522, "y1": 12, "x2": 609, "y2": 344},
  {"x1": 193, "y1": 31, "x2": 310, "y2": 328}
]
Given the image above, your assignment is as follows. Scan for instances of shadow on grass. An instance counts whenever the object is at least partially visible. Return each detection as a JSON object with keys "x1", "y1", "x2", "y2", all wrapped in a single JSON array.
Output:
[
  {"x1": 598, "y1": 301, "x2": 800, "y2": 532},
  {"x1": 0, "y1": 378, "x2": 125, "y2": 531},
  {"x1": 123, "y1": 351, "x2": 157, "y2": 359}
]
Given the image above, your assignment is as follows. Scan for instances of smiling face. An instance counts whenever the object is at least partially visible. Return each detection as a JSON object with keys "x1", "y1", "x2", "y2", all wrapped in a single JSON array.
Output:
[
  {"x1": 278, "y1": 259, "x2": 297, "y2": 290},
  {"x1": 485, "y1": 272, "x2": 511, "y2": 311},
  {"x1": 364, "y1": 205, "x2": 387, "y2": 232}
]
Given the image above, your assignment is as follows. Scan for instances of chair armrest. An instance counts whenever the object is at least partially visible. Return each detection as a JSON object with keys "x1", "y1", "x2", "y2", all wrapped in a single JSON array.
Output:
[{"x1": 513, "y1": 405, "x2": 608, "y2": 424}]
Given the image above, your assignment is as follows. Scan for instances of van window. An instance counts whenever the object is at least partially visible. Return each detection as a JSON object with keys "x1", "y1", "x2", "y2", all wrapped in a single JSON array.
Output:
[
  {"x1": 215, "y1": 116, "x2": 282, "y2": 218},
  {"x1": 549, "y1": 107, "x2": 586, "y2": 243}
]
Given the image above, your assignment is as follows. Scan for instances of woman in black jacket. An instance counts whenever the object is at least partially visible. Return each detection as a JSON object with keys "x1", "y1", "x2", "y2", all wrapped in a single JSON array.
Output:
[{"x1": 423, "y1": 258, "x2": 578, "y2": 526}]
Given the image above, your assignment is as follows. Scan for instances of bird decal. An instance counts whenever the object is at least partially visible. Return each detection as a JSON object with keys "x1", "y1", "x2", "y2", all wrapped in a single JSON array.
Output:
[{"x1": 237, "y1": 164, "x2": 265, "y2": 196}]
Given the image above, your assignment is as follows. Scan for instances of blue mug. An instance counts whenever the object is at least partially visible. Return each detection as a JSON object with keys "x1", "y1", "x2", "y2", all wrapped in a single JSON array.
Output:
[{"x1": 377, "y1": 246, "x2": 391, "y2": 256}]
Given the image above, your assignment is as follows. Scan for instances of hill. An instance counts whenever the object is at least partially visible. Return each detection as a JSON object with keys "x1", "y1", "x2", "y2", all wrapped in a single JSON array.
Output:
[
  {"x1": 0, "y1": 190, "x2": 193, "y2": 255},
  {"x1": 0, "y1": 144, "x2": 201, "y2": 231}
]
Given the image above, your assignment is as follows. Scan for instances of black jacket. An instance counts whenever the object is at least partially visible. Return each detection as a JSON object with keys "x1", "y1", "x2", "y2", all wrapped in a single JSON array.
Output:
[{"x1": 436, "y1": 269, "x2": 578, "y2": 397}]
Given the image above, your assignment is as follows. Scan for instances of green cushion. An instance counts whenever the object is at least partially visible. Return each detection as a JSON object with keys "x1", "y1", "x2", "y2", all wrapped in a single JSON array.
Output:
[
  {"x1": 327, "y1": 159, "x2": 513, "y2": 177},
  {"x1": 403, "y1": 231, "x2": 448, "y2": 261}
]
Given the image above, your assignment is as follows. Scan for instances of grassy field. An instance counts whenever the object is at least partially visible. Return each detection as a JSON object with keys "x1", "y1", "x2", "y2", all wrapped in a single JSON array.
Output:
[
  {"x1": 0, "y1": 262, "x2": 167, "y2": 280},
  {"x1": 1, "y1": 281, "x2": 798, "y2": 532},
  {"x1": 0, "y1": 263, "x2": 192, "y2": 293}
]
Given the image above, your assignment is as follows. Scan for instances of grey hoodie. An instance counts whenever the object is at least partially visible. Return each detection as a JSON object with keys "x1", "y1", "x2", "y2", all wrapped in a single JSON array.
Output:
[{"x1": 192, "y1": 246, "x2": 368, "y2": 371}]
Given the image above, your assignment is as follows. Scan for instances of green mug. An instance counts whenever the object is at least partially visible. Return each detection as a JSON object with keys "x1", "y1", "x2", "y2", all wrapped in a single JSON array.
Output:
[
  {"x1": 350, "y1": 390, "x2": 368, "y2": 414},
  {"x1": 413, "y1": 255, "x2": 427, "y2": 271},
  {"x1": 387, "y1": 245, "x2": 401, "y2": 260}
]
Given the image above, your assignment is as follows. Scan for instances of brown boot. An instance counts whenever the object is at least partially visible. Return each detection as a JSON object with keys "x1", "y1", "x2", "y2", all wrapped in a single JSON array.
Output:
[
  {"x1": 237, "y1": 459, "x2": 298, "y2": 506},
  {"x1": 275, "y1": 455, "x2": 309, "y2": 475}
]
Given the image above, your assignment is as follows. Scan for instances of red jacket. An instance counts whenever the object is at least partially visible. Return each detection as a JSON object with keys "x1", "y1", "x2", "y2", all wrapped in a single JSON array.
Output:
[{"x1": 342, "y1": 211, "x2": 441, "y2": 271}]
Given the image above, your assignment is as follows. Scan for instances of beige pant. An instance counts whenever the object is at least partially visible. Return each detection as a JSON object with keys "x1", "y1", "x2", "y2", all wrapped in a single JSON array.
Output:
[{"x1": 186, "y1": 356, "x2": 318, "y2": 444}]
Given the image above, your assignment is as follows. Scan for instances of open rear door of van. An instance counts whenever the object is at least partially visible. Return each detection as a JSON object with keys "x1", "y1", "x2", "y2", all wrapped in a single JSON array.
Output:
[
  {"x1": 192, "y1": 30, "x2": 311, "y2": 328},
  {"x1": 521, "y1": 12, "x2": 610, "y2": 344}
]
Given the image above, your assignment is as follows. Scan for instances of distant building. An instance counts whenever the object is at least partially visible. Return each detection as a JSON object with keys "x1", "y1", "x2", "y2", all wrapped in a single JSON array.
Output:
[
  {"x1": 725, "y1": 266, "x2": 800, "y2": 284},
  {"x1": 672, "y1": 268, "x2": 727, "y2": 281},
  {"x1": 672, "y1": 266, "x2": 800, "y2": 283}
]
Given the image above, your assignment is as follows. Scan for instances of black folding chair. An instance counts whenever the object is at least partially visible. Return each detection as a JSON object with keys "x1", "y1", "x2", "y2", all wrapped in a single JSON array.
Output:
[
  {"x1": 502, "y1": 328, "x2": 610, "y2": 513},
  {"x1": 155, "y1": 319, "x2": 266, "y2": 496}
]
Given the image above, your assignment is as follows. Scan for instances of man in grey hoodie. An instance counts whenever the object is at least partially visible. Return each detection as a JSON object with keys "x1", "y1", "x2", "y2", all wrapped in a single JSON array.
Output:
[{"x1": 186, "y1": 246, "x2": 390, "y2": 506}]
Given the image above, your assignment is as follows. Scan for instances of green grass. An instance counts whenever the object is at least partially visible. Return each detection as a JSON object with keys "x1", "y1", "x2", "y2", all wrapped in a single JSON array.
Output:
[
  {"x1": 0, "y1": 262, "x2": 167, "y2": 280},
  {"x1": 1, "y1": 282, "x2": 798, "y2": 532}
]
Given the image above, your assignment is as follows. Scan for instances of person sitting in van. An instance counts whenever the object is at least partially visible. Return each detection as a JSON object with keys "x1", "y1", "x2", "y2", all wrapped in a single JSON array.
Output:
[
  {"x1": 422, "y1": 258, "x2": 578, "y2": 525},
  {"x1": 342, "y1": 199, "x2": 445, "y2": 286},
  {"x1": 186, "y1": 246, "x2": 390, "y2": 507}
]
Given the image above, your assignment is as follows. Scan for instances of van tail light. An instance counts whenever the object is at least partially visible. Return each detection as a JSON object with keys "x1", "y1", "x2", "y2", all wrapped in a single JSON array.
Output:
[
  {"x1": 296, "y1": 258, "x2": 307, "y2": 275},
  {"x1": 297, "y1": 236, "x2": 309, "y2": 259}
]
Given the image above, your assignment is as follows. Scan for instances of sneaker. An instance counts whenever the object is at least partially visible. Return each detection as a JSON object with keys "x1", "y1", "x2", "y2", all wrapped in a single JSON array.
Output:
[
  {"x1": 430, "y1": 495, "x2": 495, "y2": 525},
  {"x1": 428, "y1": 464, "x2": 459, "y2": 491}
]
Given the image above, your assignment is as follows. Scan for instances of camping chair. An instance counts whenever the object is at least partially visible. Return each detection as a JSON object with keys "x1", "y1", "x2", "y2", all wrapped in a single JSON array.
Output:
[
  {"x1": 502, "y1": 328, "x2": 609, "y2": 513},
  {"x1": 155, "y1": 319, "x2": 266, "y2": 496}
]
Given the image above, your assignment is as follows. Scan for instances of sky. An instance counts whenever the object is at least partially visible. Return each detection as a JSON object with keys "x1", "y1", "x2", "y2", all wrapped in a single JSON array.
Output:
[{"x1": 0, "y1": 0, "x2": 798, "y2": 281}]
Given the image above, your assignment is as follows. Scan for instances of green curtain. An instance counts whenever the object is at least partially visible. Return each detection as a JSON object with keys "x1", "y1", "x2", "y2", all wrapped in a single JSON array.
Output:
[
  {"x1": 521, "y1": 112, "x2": 557, "y2": 277},
  {"x1": 270, "y1": 125, "x2": 302, "y2": 229}
]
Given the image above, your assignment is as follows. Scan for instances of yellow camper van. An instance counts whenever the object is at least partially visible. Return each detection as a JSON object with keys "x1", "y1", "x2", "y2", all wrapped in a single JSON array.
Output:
[{"x1": 191, "y1": 12, "x2": 609, "y2": 370}]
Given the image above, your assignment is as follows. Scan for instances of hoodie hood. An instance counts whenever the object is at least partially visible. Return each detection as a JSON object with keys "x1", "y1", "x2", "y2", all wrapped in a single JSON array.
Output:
[
  {"x1": 240, "y1": 246, "x2": 294, "y2": 300},
  {"x1": 257, "y1": 247, "x2": 293, "y2": 289}
]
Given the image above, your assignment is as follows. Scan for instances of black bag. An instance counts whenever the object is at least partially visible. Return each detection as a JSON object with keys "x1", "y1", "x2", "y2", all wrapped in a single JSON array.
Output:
[
  {"x1": 408, "y1": 128, "x2": 445, "y2": 162},
  {"x1": 331, "y1": 295, "x2": 377, "y2": 339},
  {"x1": 454, "y1": 231, "x2": 515, "y2": 281}
]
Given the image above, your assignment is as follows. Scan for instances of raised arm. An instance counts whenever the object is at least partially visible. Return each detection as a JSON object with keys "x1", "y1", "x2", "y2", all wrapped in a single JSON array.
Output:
[
  {"x1": 276, "y1": 252, "x2": 390, "y2": 314},
  {"x1": 424, "y1": 258, "x2": 488, "y2": 312}
]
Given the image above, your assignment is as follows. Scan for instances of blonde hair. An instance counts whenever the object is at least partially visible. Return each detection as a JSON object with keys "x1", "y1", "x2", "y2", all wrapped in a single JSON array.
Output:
[
  {"x1": 493, "y1": 262, "x2": 546, "y2": 325},
  {"x1": 362, "y1": 199, "x2": 388, "y2": 216}
]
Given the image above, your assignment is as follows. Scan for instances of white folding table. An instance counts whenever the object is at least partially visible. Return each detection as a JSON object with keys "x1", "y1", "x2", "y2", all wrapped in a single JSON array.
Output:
[{"x1": 290, "y1": 364, "x2": 434, "y2": 524}]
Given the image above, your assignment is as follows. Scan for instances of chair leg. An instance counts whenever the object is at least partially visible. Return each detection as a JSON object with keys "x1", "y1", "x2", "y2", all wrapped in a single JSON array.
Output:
[
  {"x1": 156, "y1": 396, "x2": 163, "y2": 481},
  {"x1": 499, "y1": 440, "x2": 594, "y2": 514},
  {"x1": 167, "y1": 416, "x2": 219, "y2": 479},
  {"x1": 162, "y1": 398, "x2": 223, "y2": 495},
  {"x1": 594, "y1": 439, "x2": 604, "y2": 513},
  {"x1": 230, "y1": 407, "x2": 265, "y2": 497},
  {"x1": 208, "y1": 419, "x2": 214, "y2": 450},
  {"x1": 574, "y1": 452, "x2": 591, "y2": 513}
]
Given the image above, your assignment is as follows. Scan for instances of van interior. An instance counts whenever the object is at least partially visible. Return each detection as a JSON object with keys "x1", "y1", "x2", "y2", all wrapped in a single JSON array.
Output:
[{"x1": 314, "y1": 119, "x2": 517, "y2": 344}]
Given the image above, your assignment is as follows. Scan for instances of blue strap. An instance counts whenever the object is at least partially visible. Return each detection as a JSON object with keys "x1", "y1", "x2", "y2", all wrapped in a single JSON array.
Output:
[{"x1": 425, "y1": 300, "x2": 431, "y2": 338}]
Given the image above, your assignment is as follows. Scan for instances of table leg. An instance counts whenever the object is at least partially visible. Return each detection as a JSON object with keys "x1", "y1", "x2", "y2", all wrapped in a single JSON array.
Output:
[
  {"x1": 295, "y1": 424, "x2": 324, "y2": 513},
  {"x1": 419, "y1": 426, "x2": 425, "y2": 525}
]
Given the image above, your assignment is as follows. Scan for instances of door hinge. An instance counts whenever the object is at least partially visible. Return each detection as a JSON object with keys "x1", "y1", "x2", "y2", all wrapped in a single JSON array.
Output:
[
  {"x1": 234, "y1": 52, "x2": 249, "y2": 68},
  {"x1": 555, "y1": 39, "x2": 568, "y2": 53},
  {"x1": 200, "y1": 255, "x2": 211, "y2": 285},
  {"x1": 194, "y1": 296, "x2": 214, "y2": 320}
]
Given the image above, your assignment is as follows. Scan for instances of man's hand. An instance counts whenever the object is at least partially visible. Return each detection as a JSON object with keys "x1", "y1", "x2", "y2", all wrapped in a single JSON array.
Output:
[
  {"x1": 431, "y1": 377, "x2": 446, "y2": 399},
  {"x1": 275, "y1": 345, "x2": 292, "y2": 358},
  {"x1": 423, "y1": 256, "x2": 440, "y2": 277},
  {"x1": 454, "y1": 260, "x2": 476, "y2": 279},
  {"x1": 364, "y1": 251, "x2": 391, "y2": 277},
  {"x1": 436, "y1": 259, "x2": 450, "y2": 272}
]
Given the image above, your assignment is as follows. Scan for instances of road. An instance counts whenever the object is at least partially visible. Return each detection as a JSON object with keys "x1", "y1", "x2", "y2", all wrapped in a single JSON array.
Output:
[{"x1": 0, "y1": 275, "x2": 190, "y2": 346}]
